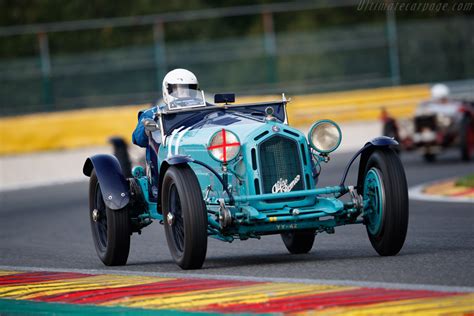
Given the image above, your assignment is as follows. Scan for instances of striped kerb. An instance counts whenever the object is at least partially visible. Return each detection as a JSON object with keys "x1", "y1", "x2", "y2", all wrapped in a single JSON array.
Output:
[{"x1": 0, "y1": 270, "x2": 472, "y2": 315}]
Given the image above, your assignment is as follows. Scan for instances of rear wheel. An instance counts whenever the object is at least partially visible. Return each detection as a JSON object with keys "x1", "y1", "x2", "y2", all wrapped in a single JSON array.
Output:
[
  {"x1": 89, "y1": 170, "x2": 130, "y2": 266},
  {"x1": 162, "y1": 165, "x2": 207, "y2": 269},
  {"x1": 281, "y1": 230, "x2": 315, "y2": 254},
  {"x1": 460, "y1": 116, "x2": 474, "y2": 161},
  {"x1": 361, "y1": 148, "x2": 408, "y2": 256}
]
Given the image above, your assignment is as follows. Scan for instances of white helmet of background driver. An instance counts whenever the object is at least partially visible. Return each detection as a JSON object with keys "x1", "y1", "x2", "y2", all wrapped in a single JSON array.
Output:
[
  {"x1": 162, "y1": 69, "x2": 199, "y2": 105},
  {"x1": 431, "y1": 83, "x2": 450, "y2": 100}
]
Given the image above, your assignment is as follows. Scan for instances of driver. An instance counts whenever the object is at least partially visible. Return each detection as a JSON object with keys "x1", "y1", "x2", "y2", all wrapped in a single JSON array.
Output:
[
  {"x1": 416, "y1": 83, "x2": 463, "y2": 117},
  {"x1": 132, "y1": 68, "x2": 200, "y2": 148}
]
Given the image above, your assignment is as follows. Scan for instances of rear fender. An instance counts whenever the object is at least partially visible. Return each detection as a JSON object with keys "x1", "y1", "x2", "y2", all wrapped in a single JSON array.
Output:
[{"x1": 83, "y1": 154, "x2": 130, "y2": 210}]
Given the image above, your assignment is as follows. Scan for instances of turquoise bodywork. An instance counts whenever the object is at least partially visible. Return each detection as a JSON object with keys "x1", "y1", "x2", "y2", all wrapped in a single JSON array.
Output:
[{"x1": 132, "y1": 102, "x2": 367, "y2": 242}]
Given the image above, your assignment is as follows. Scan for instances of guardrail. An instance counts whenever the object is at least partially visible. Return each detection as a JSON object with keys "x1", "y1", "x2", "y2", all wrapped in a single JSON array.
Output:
[{"x1": 287, "y1": 84, "x2": 430, "y2": 125}]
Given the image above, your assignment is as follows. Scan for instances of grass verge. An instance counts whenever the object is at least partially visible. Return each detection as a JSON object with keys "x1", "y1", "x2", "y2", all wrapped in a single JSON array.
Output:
[{"x1": 456, "y1": 174, "x2": 474, "y2": 188}]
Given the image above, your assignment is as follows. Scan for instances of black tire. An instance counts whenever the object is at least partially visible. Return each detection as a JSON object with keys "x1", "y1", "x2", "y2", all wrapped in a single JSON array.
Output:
[
  {"x1": 161, "y1": 165, "x2": 207, "y2": 269},
  {"x1": 460, "y1": 116, "x2": 474, "y2": 161},
  {"x1": 423, "y1": 152, "x2": 436, "y2": 163},
  {"x1": 361, "y1": 148, "x2": 408, "y2": 256},
  {"x1": 89, "y1": 170, "x2": 130, "y2": 266},
  {"x1": 281, "y1": 230, "x2": 315, "y2": 254}
]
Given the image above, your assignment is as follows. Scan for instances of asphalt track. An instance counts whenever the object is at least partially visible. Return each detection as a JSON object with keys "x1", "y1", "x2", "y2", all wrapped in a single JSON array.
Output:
[{"x1": 0, "y1": 150, "x2": 473, "y2": 289}]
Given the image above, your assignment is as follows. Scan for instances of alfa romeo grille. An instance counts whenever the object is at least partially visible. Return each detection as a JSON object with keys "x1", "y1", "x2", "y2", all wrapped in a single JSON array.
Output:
[{"x1": 259, "y1": 135, "x2": 304, "y2": 194}]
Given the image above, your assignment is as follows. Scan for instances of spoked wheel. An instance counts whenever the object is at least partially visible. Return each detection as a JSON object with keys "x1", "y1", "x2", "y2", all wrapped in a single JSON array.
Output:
[
  {"x1": 361, "y1": 148, "x2": 408, "y2": 256},
  {"x1": 89, "y1": 170, "x2": 130, "y2": 266},
  {"x1": 162, "y1": 165, "x2": 207, "y2": 270},
  {"x1": 168, "y1": 184, "x2": 185, "y2": 254},
  {"x1": 281, "y1": 230, "x2": 315, "y2": 254},
  {"x1": 460, "y1": 116, "x2": 474, "y2": 161}
]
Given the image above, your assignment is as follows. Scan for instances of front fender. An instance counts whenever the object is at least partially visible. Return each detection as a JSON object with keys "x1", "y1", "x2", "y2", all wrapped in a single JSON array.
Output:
[
  {"x1": 83, "y1": 154, "x2": 130, "y2": 210},
  {"x1": 339, "y1": 136, "x2": 398, "y2": 188},
  {"x1": 365, "y1": 136, "x2": 399, "y2": 147},
  {"x1": 158, "y1": 155, "x2": 195, "y2": 182},
  {"x1": 356, "y1": 137, "x2": 399, "y2": 191},
  {"x1": 156, "y1": 155, "x2": 195, "y2": 214},
  {"x1": 164, "y1": 155, "x2": 195, "y2": 165}
]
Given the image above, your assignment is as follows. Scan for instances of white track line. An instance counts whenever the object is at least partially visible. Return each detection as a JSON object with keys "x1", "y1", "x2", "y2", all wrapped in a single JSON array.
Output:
[
  {"x1": 0, "y1": 179, "x2": 87, "y2": 193},
  {"x1": 409, "y1": 181, "x2": 474, "y2": 204},
  {"x1": 0, "y1": 265, "x2": 472, "y2": 293}
]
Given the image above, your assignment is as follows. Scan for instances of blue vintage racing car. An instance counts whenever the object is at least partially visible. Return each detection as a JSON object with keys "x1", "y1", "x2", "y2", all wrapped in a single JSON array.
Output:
[{"x1": 83, "y1": 92, "x2": 409, "y2": 270}]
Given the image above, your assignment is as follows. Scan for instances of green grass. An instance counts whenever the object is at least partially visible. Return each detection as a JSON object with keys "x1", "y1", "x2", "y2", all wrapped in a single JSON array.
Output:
[{"x1": 456, "y1": 174, "x2": 474, "y2": 188}]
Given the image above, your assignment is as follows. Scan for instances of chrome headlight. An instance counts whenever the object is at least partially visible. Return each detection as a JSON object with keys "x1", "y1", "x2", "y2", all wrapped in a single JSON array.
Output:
[{"x1": 308, "y1": 120, "x2": 342, "y2": 153}]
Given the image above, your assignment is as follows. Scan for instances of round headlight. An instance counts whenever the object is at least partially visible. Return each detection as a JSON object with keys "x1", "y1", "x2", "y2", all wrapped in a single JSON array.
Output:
[
  {"x1": 309, "y1": 120, "x2": 342, "y2": 153},
  {"x1": 207, "y1": 129, "x2": 241, "y2": 163}
]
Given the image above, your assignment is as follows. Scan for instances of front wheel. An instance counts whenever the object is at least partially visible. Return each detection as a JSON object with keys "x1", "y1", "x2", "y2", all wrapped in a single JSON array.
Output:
[
  {"x1": 361, "y1": 148, "x2": 408, "y2": 256},
  {"x1": 162, "y1": 165, "x2": 208, "y2": 269},
  {"x1": 281, "y1": 230, "x2": 315, "y2": 254},
  {"x1": 89, "y1": 170, "x2": 130, "y2": 266}
]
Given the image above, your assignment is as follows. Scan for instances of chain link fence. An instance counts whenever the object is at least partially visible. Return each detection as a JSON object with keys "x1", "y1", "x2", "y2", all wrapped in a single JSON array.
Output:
[{"x1": 0, "y1": 10, "x2": 472, "y2": 116}]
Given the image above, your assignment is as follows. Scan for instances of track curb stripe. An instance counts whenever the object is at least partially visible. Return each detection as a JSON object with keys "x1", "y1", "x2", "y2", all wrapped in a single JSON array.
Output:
[
  {"x1": 0, "y1": 271, "x2": 89, "y2": 286},
  {"x1": 0, "y1": 269, "x2": 472, "y2": 315},
  {"x1": 409, "y1": 181, "x2": 474, "y2": 203},
  {"x1": 2, "y1": 265, "x2": 470, "y2": 292},
  {"x1": 37, "y1": 279, "x2": 259, "y2": 304},
  {"x1": 202, "y1": 288, "x2": 460, "y2": 314}
]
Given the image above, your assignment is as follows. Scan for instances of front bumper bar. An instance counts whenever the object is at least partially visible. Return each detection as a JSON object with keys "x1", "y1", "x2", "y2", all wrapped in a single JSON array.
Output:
[{"x1": 224, "y1": 186, "x2": 348, "y2": 204}]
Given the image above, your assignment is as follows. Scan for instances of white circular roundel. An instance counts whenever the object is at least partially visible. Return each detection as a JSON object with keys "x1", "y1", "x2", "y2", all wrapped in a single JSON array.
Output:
[{"x1": 207, "y1": 129, "x2": 241, "y2": 162}]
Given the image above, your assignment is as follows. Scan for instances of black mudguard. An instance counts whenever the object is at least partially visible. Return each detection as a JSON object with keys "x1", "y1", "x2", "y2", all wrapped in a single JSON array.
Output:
[
  {"x1": 83, "y1": 154, "x2": 130, "y2": 210},
  {"x1": 339, "y1": 136, "x2": 399, "y2": 189},
  {"x1": 356, "y1": 137, "x2": 399, "y2": 191},
  {"x1": 156, "y1": 155, "x2": 195, "y2": 214}
]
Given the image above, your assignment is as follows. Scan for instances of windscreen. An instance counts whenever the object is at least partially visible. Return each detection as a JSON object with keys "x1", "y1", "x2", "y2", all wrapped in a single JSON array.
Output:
[{"x1": 167, "y1": 84, "x2": 206, "y2": 110}]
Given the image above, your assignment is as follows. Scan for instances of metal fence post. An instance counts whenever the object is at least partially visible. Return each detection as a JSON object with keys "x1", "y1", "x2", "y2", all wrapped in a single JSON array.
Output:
[
  {"x1": 385, "y1": 4, "x2": 401, "y2": 86},
  {"x1": 38, "y1": 32, "x2": 53, "y2": 109},
  {"x1": 262, "y1": 11, "x2": 277, "y2": 87},
  {"x1": 153, "y1": 20, "x2": 167, "y2": 92}
]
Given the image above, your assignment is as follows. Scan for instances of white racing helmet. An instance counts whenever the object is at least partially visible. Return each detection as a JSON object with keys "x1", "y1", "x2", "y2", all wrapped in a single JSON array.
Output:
[
  {"x1": 162, "y1": 69, "x2": 199, "y2": 105},
  {"x1": 431, "y1": 83, "x2": 450, "y2": 100}
]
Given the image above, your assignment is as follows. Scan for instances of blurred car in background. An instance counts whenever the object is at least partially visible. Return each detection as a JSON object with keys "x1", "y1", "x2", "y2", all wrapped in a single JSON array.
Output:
[{"x1": 382, "y1": 84, "x2": 474, "y2": 162}]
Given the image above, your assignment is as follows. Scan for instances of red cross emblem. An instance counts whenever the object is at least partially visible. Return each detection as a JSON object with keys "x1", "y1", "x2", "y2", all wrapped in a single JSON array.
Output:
[{"x1": 207, "y1": 129, "x2": 240, "y2": 163}]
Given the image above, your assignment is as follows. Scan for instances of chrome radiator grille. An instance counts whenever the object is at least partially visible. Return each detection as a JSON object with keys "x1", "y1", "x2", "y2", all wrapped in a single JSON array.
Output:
[{"x1": 258, "y1": 135, "x2": 304, "y2": 194}]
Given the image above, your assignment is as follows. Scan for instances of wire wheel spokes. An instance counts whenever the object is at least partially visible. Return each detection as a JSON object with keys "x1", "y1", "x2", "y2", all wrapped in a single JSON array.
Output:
[
  {"x1": 169, "y1": 184, "x2": 185, "y2": 253},
  {"x1": 94, "y1": 184, "x2": 108, "y2": 249}
]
